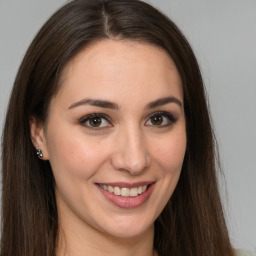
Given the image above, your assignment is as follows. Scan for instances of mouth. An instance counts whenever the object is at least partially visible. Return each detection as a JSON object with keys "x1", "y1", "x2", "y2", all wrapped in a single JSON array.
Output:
[
  {"x1": 96, "y1": 182, "x2": 155, "y2": 208},
  {"x1": 98, "y1": 184, "x2": 148, "y2": 197}
]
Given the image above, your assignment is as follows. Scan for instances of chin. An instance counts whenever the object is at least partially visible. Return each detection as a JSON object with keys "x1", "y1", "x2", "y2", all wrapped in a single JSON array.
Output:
[{"x1": 99, "y1": 215, "x2": 154, "y2": 239}]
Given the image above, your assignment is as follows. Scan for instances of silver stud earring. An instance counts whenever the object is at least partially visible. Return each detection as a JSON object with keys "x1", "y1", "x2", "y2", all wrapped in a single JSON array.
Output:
[{"x1": 36, "y1": 149, "x2": 43, "y2": 158}]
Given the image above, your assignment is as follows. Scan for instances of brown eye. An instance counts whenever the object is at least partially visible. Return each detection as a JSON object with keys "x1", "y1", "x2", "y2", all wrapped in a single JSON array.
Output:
[
  {"x1": 89, "y1": 117, "x2": 102, "y2": 127},
  {"x1": 145, "y1": 112, "x2": 177, "y2": 127},
  {"x1": 150, "y1": 115, "x2": 163, "y2": 125},
  {"x1": 79, "y1": 114, "x2": 112, "y2": 129}
]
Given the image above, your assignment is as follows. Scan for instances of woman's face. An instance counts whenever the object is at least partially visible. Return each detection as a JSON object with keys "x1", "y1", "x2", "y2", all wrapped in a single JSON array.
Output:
[{"x1": 32, "y1": 40, "x2": 186, "y2": 239}]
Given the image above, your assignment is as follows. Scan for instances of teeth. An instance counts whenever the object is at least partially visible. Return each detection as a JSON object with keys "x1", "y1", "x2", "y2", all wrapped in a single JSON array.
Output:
[
  {"x1": 121, "y1": 187, "x2": 130, "y2": 197},
  {"x1": 99, "y1": 184, "x2": 149, "y2": 197},
  {"x1": 108, "y1": 185, "x2": 114, "y2": 193},
  {"x1": 114, "y1": 186, "x2": 121, "y2": 196},
  {"x1": 138, "y1": 186, "x2": 143, "y2": 194},
  {"x1": 129, "y1": 187, "x2": 138, "y2": 197}
]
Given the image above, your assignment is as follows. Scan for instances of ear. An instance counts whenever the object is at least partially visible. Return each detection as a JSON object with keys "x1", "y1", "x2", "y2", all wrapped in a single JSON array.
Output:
[{"x1": 30, "y1": 116, "x2": 49, "y2": 160}]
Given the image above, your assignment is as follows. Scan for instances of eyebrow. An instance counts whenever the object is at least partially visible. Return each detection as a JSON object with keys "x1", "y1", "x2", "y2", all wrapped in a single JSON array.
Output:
[
  {"x1": 68, "y1": 99, "x2": 119, "y2": 110},
  {"x1": 146, "y1": 96, "x2": 183, "y2": 109},
  {"x1": 68, "y1": 96, "x2": 182, "y2": 110}
]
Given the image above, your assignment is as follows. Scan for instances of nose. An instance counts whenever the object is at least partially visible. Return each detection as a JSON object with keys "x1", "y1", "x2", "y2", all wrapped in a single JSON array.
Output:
[{"x1": 110, "y1": 126, "x2": 151, "y2": 175}]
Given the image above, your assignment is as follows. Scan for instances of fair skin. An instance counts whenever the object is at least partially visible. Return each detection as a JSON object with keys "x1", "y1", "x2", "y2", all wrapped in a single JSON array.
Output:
[{"x1": 30, "y1": 40, "x2": 186, "y2": 256}]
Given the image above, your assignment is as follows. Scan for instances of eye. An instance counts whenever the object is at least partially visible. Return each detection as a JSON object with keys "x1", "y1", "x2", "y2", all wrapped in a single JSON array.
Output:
[
  {"x1": 79, "y1": 114, "x2": 112, "y2": 129},
  {"x1": 145, "y1": 112, "x2": 177, "y2": 127}
]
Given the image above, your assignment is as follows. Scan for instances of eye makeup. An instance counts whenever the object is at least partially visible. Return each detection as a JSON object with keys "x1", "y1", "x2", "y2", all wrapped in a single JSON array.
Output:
[
  {"x1": 146, "y1": 111, "x2": 178, "y2": 127},
  {"x1": 78, "y1": 110, "x2": 178, "y2": 131},
  {"x1": 79, "y1": 113, "x2": 112, "y2": 130}
]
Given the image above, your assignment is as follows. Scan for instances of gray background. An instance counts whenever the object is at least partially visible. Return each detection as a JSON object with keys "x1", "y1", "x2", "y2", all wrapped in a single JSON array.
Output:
[{"x1": 0, "y1": 0, "x2": 255, "y2": 251}]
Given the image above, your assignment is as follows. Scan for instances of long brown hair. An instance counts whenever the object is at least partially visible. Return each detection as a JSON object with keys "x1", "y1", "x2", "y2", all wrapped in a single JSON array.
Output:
[{"x1": 1, "y1": 0, "x2": 235, "y2": 255}]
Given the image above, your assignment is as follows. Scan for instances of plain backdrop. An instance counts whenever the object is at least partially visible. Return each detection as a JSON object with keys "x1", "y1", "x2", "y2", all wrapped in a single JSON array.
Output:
[{"x1": 0, "y1": 0, "x2": 255, "y2": 252}]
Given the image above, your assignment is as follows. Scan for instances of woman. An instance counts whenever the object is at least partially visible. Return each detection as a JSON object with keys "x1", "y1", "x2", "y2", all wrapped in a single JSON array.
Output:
[{"x1": 1, "y1": 0, "x2": 252, "y2": 255}]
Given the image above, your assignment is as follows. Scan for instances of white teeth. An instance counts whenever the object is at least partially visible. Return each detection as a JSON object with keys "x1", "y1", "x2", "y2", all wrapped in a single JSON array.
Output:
[
  {"x1": 129, "y1": 187, "x2": 138, "y2": 197},
  {"x1": 121, "y1": 187, "x2": 130, "y2": 197},
  {"x1": 99, "y1": 184, "x2": 149, "y2": 197},
  {"x1": 108, "y1": 185, "x2": 114, "y2": 193},
  {"x1": 114, "y1": 186, "x2": 121, "y2": 196}
]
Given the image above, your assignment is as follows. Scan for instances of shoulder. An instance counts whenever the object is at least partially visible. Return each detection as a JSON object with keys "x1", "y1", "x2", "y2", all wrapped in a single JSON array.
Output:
[{"x1": 235, "y1": 249, "x2": 256, "y2": 256}]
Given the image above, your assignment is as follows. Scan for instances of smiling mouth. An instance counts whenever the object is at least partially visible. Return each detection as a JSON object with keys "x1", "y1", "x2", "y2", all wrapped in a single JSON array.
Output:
[{"x1": 98, "y1": 184, "x2": 148, "y2": 197}]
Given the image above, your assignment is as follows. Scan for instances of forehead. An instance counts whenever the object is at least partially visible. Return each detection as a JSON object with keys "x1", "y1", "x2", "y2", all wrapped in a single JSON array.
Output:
[{"x1": 54, "y1": 40, "x2": 183, "y2": 107}]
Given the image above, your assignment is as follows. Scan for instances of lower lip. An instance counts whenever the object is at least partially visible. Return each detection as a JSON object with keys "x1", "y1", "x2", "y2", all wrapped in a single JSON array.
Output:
[{"x1": 97, "y1": 184, "x2": 155, "y2": 209}]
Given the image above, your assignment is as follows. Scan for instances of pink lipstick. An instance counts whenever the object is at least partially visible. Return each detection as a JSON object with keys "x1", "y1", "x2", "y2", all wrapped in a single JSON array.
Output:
[{"x1": 96, "y1": 182, "x2": 155, "y2": 208}]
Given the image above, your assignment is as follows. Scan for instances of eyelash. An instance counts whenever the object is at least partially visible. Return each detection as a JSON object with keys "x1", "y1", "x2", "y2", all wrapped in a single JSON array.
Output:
[
  {"x1": 79, "y1": 113, "x2": 112, "y2": 130},
  {"x1": 146, "y1": 111, "x2": 177, "y2": 127},
  {"x1": 79, "y1": 111, "x2": 177, "y2": 130}
]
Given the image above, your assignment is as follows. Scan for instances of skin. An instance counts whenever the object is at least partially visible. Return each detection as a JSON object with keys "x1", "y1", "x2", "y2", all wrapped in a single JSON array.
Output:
[{"x1": 30, "y1": 40, "x2": 187, "y2": 256}]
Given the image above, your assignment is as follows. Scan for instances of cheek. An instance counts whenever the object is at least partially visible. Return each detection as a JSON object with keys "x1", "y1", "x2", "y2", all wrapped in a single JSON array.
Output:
[
  {"x1": 148, "y1": 130, "x2": 186, "y2": 217},
  {"x1": 152, "y1": 131, "x2": 187, "y2": 173},
  {"x1": 45, "y1": 127, "x2": 110, "y2": 179}
]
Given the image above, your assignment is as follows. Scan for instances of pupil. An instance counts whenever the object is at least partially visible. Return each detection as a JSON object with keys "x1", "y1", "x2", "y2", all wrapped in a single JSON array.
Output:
[
  {"x1": 152, "y1": 115, "x2": 163, "y2": 125},
  {"x1": 89, "y1": 117, "x2": 102, "y2": 127}
]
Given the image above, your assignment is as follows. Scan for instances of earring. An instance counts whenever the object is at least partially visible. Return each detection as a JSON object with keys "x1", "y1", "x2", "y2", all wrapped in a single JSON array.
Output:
[{"x1": 36, "y1": 149, "x2": 43, "y2": 158}]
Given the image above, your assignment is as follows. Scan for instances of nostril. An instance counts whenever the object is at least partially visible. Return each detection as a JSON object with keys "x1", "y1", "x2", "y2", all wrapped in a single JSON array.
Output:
[{"x1": 110, "y1": 134, "x2": 151, "y2": 174}]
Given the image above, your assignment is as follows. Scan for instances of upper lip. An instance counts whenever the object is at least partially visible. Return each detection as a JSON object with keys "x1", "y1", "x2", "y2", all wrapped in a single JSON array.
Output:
[{"x1": 96, "y1": 181, "x2": 155, "y2": 188}]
